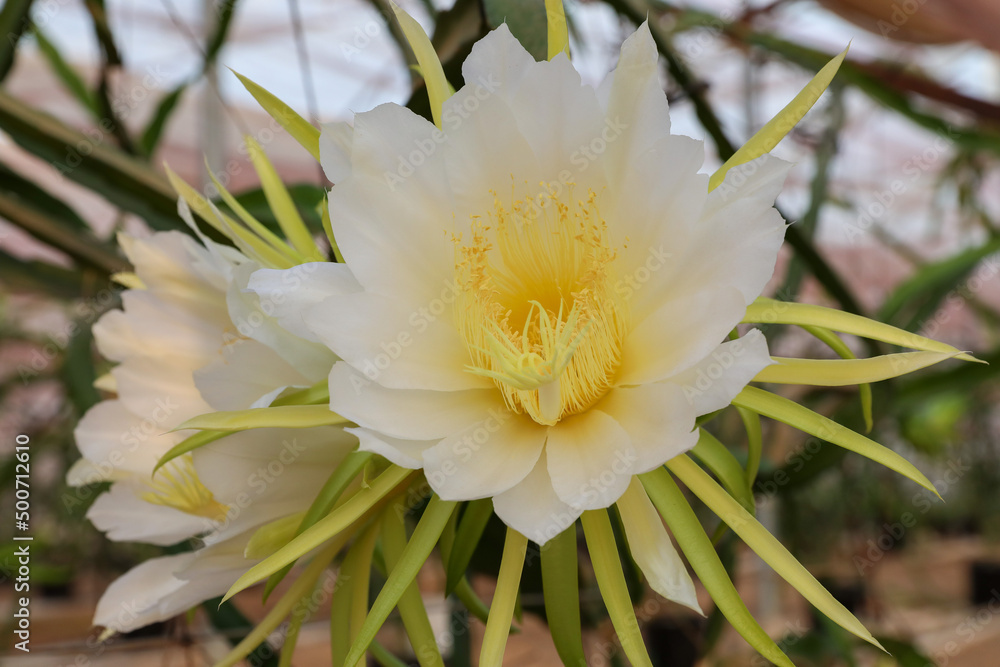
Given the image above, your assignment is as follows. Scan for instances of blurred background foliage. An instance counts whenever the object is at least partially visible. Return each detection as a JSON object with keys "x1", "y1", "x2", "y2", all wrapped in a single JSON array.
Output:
[{"x1": 2, "y1": 0, "x2": 1000, "y2": 665}]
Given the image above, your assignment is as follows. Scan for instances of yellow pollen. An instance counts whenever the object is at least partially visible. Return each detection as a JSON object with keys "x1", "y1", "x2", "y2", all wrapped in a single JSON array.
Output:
[
  {"x1": 455, "y1": 183, "x2": 627, "y2": 425},
  {"x1": 141, "y1": 455, "x2": 229, "y2": 522}
]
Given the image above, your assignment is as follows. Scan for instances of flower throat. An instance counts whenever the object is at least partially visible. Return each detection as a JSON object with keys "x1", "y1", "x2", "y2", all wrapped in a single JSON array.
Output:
[{"x1": 455, "y1": 184, "x2": 628, "y2": 425}]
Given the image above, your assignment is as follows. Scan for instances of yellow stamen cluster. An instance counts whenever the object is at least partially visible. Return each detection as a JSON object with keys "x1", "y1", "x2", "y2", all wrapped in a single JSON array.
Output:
[
  {"x1": 455, "y1": 184, "x2": 627, "y2": 425},
  {"x1": 142, "y1": 454, "x2": 229, "y2": 522}
]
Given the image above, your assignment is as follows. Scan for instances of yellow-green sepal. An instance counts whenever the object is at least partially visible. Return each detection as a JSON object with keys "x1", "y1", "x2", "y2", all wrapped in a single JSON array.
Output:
[
  {"x1": 710, "y1": 45, "x2": 848, "y2": 191},
  {"x1": 733, "y1": 386, "x2": 939, "y2": 496},
  {"x1": 665, "y1": 454, "x2": 884, "y2": 651},
  {"x1": 639, "y1": 467, "x2": 795, "y2": 667},
  {"x1": 231, "y1": 70, "x2": 321, "y2": 162},
  {"x1": 174, "y1": 405, "x2": 348, "y2": 432}
]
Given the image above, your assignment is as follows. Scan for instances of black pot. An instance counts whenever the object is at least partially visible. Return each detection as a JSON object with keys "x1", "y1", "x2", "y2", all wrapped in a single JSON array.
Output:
[{"x1": 970, "y1": 560, "x2": 1000, "y2": 606}]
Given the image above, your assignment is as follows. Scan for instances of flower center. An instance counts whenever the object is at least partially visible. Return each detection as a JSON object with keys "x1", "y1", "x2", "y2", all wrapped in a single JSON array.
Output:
[
  {"x1": 141, "y1": 455, "x2": 229, "y2": 522},
  {"x1": 455, "y1": 185, "x2": 628, "y2": 425}
]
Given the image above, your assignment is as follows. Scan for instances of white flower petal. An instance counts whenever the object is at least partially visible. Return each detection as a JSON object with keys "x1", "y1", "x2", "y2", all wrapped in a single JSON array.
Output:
[
  {"x1": 87, "y1": 482, "x2": 207, "y2": 545},
  {"x1": 617, "y1": 478, "x2": 702, "y2": 614},
  {"x1": 320, "y1": 120, "x2": 354, "y2": 183},
  {"x1": 493, "y1": 450, "x2": 582, "y2": 546},
  {"x1": 617, "y1": 287, "x2": 746, "y2": 387},
  {"x1": 308, "y1": 292, "x2": 489, "y2": 391},
  {"x1": 423, "y1": 412, "x2": 545, "y2": 501},
  {"x1": 597, "y1": 383, "x2": 700, "y2": 474},
  {"x1": 348, "y1": 427, "x2": 433, "y2": 469},
  {"x1": 331, "y1": 103, "x2": 456, "y2": 301},
  {"x1": 227, "y1": 262, "x2": 336, "y2": 382},
  {"x1": 670, "y1": 155, "x2": 790, "y2": 305},
  {"x1": 601, "y1": 23, "x2": 673, "y2": 182},
  {"x1": 508, "y1": 54, "x2": 606, "y2": 182},
  {"x1": 247, "y1": 262, "x2": 361, "y2": 343},
  {"x1": 460, "y1": 23, "x2": 536, "y2": 108},
  {"x1": 666, "y1": 329, "x2": 773, "y2": 415},
  {"x1": 546, "y1": 409, "x2": 636, "y2": 510},
  {"x1": 328, "y1": 362, "x2": 499, "y2": 440},
  {"x1": 111, "y1": 356, "x2": 212, "y2": 425},
  {"x1": 94, "y1": 553, "x2": 198, "y2": 633},
  {"x1": 74, "y1": 400, "x2": 177, "y2": 476},
  {"x1": 193, "y1": 339, "x2": 309, "y2": 412}
]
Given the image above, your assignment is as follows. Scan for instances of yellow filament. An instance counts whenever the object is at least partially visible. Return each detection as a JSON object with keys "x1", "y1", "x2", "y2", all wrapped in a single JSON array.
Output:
[
  {"x1": 455, "y1": 184, "x2": 627, "y2": 425},
  {"x1": 142, "y1": 454, "x2": 229, "y2": 521}
]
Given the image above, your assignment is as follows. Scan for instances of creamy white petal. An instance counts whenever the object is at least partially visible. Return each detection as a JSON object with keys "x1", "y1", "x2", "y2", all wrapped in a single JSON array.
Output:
[
  {"x1": 331, "y1": 103, "x2": 456, "y2": 301},
  {"x1": 665, "y1": 329, "x2": 773, "y2": 415},
  {"x1": 194, "y1": 338, "x2": 309, "y2": 412},
  {"x1": 74, "y1": 400, "x2": 177, "y2": 476},
  {"x1": 668, "y1": 155, "x2": 790, "y2": 305},
  {"x1": 227, "y1": 262, "x2": 336, "y2": 382},
  {"x1": 460, "y1": 23, "x2": 536, "y2": 108},
  {"x1": 111, "y1": 356, "x2": 213, "y2": 425},
  {"x1": 348, "y1": 427, "x2": 432, "y2": 469},
  {"x1": 493, "y1": 450, "x2": 582, "y2": 546},
  {"x1": 93, "y1": 553, "x2": 198, "y2": 633},
  {"x1": 423, "y1": 412, "x2": 545, "y2": 500},
  {"x1": 601, "y1": 23, "x2": 673, "y2": 183},
  {"x1": 328, "y1": 362, "x2": 499, "y2": 440},
  {"x1": 546, "y1": 409, "x2": 636, "y2": 510},
  {"x1": 617, "y1": 478, "x2": 702, "y2": 614},
  {"x1": 87, "y1": 482, "x2": 207, "y2": 545},
  {"x1": 508, "y1": 54, "x2": 606, "y2": 184},
  {"x1": 247, "y1": 262, "x2": 362, "y2": 343},
  {"x1": 308, "y1": 292, "x2": 489, "y2": 391},
  {"x1": 617, "y1": 287, "x2": 746, "y2": 387},
  {"x1": 597, "y1": 382, "x2": 700, "y2": 474},
  {"x1": 320, "y1": 120, "x2": 354, "y2": 183}
]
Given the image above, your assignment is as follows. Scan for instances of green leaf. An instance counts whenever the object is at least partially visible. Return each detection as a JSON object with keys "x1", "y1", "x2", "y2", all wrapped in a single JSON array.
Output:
[
  {"x1": 343, "y1": 496, "x2": 458, "y2": 667},
  {"x1": 878, "y1": 237, "x2": 1000, "y2": 333},
  {"x1": 0, "y1": 161, "x2": 89, "y2": 230},
  {"x1": 232, "y1": 70, "x2": 321, "y2": 161},
  {"x1": 381, "y1": 499, "x2": 446, "y2": 667},
  {"x1": 482, "y1": 0, "x2": 548, "y2": 61},
  {"x1": 710, "y1": 46, "x2": 847, "y2": 190},
  {"x1": 755, "y1": 351, "x2": 957, "y2": 385},
  {"x1": 224, "y1": 465, "x2": 414, "y2": 601},
  {"x1": 480, "y1": 527, "x2": 528, "y2": 667},
  {"x1": 541, "y1": 526, "x2": 586, "y2": 667},
  {"x1": 0, "y1": 249, "x2": 88, "y2": 299},
  {"x1": 0, "y1": 92, "x2": 193, "y2": 233},
  {"x1": 204, "y1": 0, "x2": 241, "y2": 65},
  {"x1": 174, "y1": 405, "x2": 348, "y2": 432},
  {"x1": 690, "y1": 429, "x2": 755, "y2": 513},
  {"x1": 245, "y1": 512, "x2": 305, "y2": 559},
  {"x1": 392, "y1": 3, "x2": 453, "y2": 127},
  {"x1": 743, "y1": 298, "x2": 977, "y2": 362},
  {"x1": 580, "y1": 509, "x2": 653, "y2": 667},
  {"x1": 139, "y1": 84, "x2": 186, "y2": 156},
  {"x1": 666, "y1": 455, "x2": 883, "y2": 649},
  {"x1": 0, "y1": 0, "x2": 33, "y2": 81},
  {"x1": 733, "y1": 386, "x2": 938, "y2": 495},
  {"x1": 0, "y1": 191, "x2": 125, "y2": 274},
  {"x1": 639, "y1": 468, "x2": 793, "y2": 667},
  {"x1": 445, "y1": 498, "x2": 493, "y2": 596},
  {"x1": 62, "y1": 322, "x2": 101, "y2": 413},
  {"x1": 32, "y1": 26, "x2": 99, "y2": 115}
]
